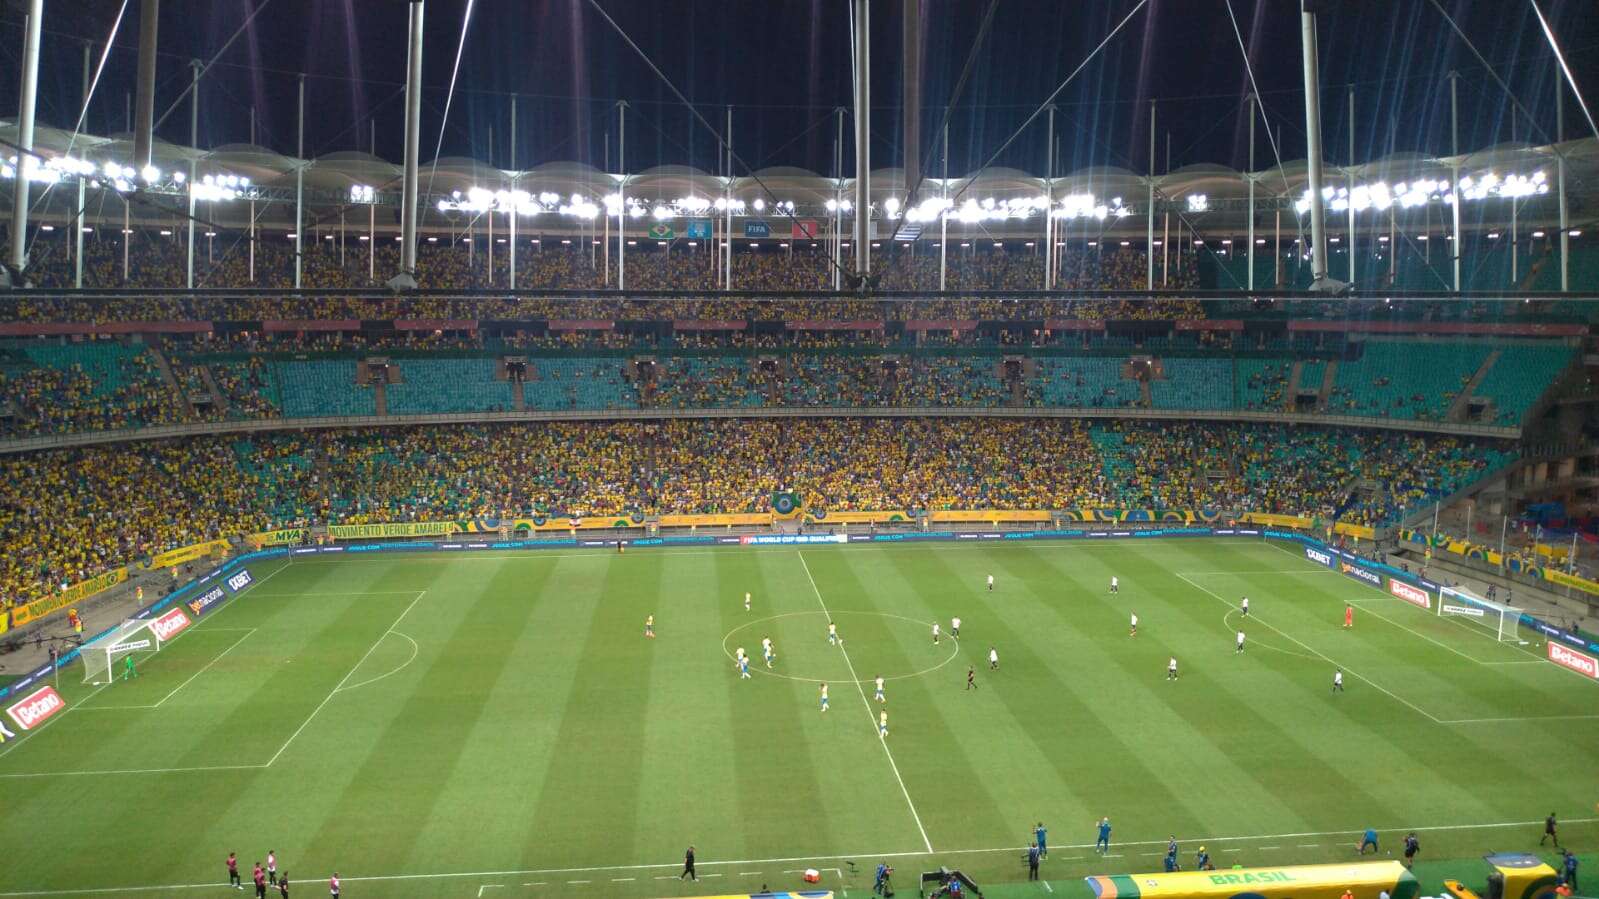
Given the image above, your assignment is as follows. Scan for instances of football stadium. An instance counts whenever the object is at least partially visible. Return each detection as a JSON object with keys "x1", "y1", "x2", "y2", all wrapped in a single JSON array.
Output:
[{"x1": 0, "y1": 3, "x2": 1596, "y2": 899}]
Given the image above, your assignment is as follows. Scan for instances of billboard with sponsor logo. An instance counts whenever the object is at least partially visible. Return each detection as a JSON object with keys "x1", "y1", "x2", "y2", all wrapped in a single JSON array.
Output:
[
  {"x1": 187, "y1": 585, "x2": 227, "y2": 618},
  {"x1": 1547, "y1": 642, "x2": 1599, "y2": 680},
  {"x1": 6, "y1": 685, "x2": 67, "y2": 731},
  {"x1": 226, "y1": 569, "x2": 255, "y2": 592},
  {"x1": 1388, "y1": 580, "x2": 1431, "y2": 610},
  {"x1": 149, "y1": 608, "x2": 192, "y2": 642},
  {"x1": 1305, "y1": 546, "x2": 1333, "y2": 567},
  {"x1": 1339, "y1": 560, "x2": 1383, "y2": 588}
]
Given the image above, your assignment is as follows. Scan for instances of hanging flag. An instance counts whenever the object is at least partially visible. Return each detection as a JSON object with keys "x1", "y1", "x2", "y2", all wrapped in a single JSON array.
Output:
[
  {"x1": 790, "y1": 220, "x2": 819, "y2": 238},
  {"x1": 744, "y1": 221, "x2": 771, "y2": 238},
  {"x1": 647, "y1": 224, "x2": 676, "y2": 241},
  {"x1": 687, "y1": 219, "x2": 713, "y2": 240}
]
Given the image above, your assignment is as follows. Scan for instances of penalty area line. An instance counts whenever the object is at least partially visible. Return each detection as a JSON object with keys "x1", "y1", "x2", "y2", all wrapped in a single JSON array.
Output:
[{"x1": 4, "y1": 817, "x2": 1593, "y2": 897}]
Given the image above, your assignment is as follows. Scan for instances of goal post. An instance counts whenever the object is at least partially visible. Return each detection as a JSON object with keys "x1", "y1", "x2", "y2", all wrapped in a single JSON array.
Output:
[
  {"x1": 1437, "y1": 586, "x2": 1525, "y2": 644},
  {"x1": 80, "y1": 618, "x2": 166, "y2": 685}
]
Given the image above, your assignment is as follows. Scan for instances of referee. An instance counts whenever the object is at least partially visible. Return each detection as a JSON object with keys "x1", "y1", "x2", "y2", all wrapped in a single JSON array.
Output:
[{"x1": 680, "y1": 846, "x2": 697, "y2": 881}]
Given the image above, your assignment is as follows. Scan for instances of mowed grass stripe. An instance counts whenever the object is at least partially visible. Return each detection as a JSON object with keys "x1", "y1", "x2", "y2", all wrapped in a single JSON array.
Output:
[
  {"x1": 525, "y1": 554, "x2": 663, "y2": 864},
  {"x1": 758, "y1": 550, "x2": 928, "y2": 855},
  {"x1": 973, "y1": 543, "x2": 1335, "y2": 844},
  {"x1": 1079, "y1": 541, "x2": 1473, "y2": 831},
  {"x1": 868, "y1": 545, "x2": 1213, "y2": 853},
  {"x1": 714, "y1": 549, "x2": 842, "y2": 861},
  {"x1": 819, "y1": 548, "x2": 1021, "y2": 852}
]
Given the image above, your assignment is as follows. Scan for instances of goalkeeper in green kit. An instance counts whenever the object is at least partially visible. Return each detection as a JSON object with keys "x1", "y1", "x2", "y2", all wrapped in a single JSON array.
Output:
[{"x1": 121, "y1": 653, "x2": 138, "y2": 681}]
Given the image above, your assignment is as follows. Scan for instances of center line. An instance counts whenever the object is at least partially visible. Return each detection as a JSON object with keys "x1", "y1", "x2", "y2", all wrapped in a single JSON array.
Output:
[{"x1": 799, "y1": 550, "x2": 935, "y2": 854}]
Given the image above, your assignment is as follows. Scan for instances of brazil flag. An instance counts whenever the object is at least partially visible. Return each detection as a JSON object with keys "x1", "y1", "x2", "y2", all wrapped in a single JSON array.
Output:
[{"x1": 771, "y1": 491, "x2": 803, "y2": 518}]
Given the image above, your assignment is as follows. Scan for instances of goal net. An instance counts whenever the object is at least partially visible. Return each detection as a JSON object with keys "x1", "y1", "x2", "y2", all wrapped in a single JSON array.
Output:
[
  {"x1": 1437, "y1": 587, "x2": 1525, "y2": 643},
  {"x1": 80, "y1": 618, "x2": 166, "y2": 685}
]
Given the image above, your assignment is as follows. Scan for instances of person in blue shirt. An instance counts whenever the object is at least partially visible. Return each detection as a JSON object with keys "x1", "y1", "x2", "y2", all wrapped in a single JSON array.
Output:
[
  {"x1": 1563, "y1": 849, "x2": 1578, "y2": 892},
  {"x1": 1096, "y1": 817, "x2": 1112, "y2": 854},
  {"x1": 1034, "y1": 822, "x2": 1048, "y2": 859},
  {"x1": 1195, "y1": 846, "x2": 1212, "y2": 870},
  {"x1": 1358, "y1": 828, "x2": 1379, "y2": 855},
  {"x1": 873, "y1": 862, "x2": 892, "y2": 896},
  {"x1": 1164, "y1": 836, "x2": 1180, "y2": 872}
]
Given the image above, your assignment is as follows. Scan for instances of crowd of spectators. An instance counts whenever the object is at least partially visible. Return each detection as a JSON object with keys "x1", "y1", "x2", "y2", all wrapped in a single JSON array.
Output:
[{"x1": 0, "y1": 418, "x2": 1512, "y2": 605}]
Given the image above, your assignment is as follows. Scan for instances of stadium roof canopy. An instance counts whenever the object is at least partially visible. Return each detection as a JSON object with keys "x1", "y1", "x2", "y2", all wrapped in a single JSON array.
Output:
[{"x1": 3, "y1": 120, "x2": 1595, "y2": 236}]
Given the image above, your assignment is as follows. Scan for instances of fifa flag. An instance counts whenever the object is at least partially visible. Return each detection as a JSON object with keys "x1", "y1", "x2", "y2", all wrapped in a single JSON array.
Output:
[
  {"x1": 687, "y1": 219, "x2": 713, "y2": 240},
  {"x1": 791, "y1": 219, "x2": 819, "y2": 238}
]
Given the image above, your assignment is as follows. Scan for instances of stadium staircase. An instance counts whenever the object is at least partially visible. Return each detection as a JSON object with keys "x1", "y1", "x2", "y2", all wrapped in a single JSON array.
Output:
[
  {"x1": 1285, "y1": 360, "x2": 1305, "y2": 410},
  {"x1": 1316, "y1": 359, "x2": 1339, "y2": 411},
  {"x1": 196, "y1": 364, "x2": 226, "y2": 416},
  {"x1": 1447, "y1": 349, "x2": 1503, "y2": 422},
  {"x1": 145, "y1": 342, "x2": 189, "y2": 417}
]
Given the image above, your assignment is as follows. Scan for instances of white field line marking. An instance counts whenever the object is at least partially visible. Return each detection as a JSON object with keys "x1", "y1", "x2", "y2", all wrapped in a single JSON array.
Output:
[
  {"x1": 1440, "y1": 713, "x2": 1599, "y2": 724},
  {"x1": 8, "y1": 817, "x2": 1572, "y2": 896},
  {"x1": 1257, "y1": 539, "x2": 1584, "y2": 674},
  {"x1": 279, "y1": 538, "x2": 1279, "y2": 566},
  {"x1": 80, "y1": 628, "x2": 260, "y2": 711},
  {"x1": 1043, "y1": 881, "x2": 1054, "y2": 893},
  {"x1": 0, "y1": 579, "x2": 265, "y2": 765},
  {"x1": 798, "y1": 553, "x2": 935, "y2": 855},
  {"x1": 334, "y1": 631, "x2": 419, "y2": 694},
  {"x1": 1346, "y1": 598, "x2": 1499, "y2": 667},
  {"x1": 1175, "y1": 572, "x2": 1446, "y2": 724},
  {"x1": 799, "y1": 550, "x2": 935, "y2": 855},
  {"x1": 262, "y1": 589, "x2": 429, "y2": 768},
  {"x1": 1222, "y1": 609, "x2": 1319, "y2": 661},
  {"x1": 1178, "y1": 569, "x2": 1331, "y2": 575},
  {"x1": 247, "y1": 591, "x2": 430, "y2": 597},
  {"x1": 152, "y1": 627, "x2": 257, "y2": 708}
]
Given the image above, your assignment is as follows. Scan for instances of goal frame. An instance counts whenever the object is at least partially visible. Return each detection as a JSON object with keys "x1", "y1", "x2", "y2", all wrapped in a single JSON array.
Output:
[
  {"x1": 1437, "y1": 587, "x2": 1525, "y2": 643},
  {"x1": 80, "y1": 618, "x2": 167, "y2": 685}
]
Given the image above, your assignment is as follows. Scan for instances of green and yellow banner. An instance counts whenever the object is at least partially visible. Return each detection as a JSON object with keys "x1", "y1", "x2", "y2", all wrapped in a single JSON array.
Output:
[
  {"x1": 11, "y1": 568, "x2": 128, "y2": 627},
  {"x1": 659, "y1": 513, "x2": 774, "y2": 528},
  {"x1": 246, "y1": 528, "x2": 307, "y2": 549},
  {"x1": 147, "y1": 539, "x2": 231, "y2": 570}
]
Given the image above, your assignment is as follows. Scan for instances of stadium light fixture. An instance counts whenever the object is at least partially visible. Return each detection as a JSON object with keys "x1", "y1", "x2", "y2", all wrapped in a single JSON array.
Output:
[
  {"x1": 1186, "y1": 194, "x2": 1208, "y2": 212},
  {"x1": 1532, "y1": 230, "x2": 1546, "y2": 238},
  {"x1": 1571, "y1": 230, "x2": 1583, "y2": 238},
  {"x1": 883, "y1": 197, "x2": 900, "y2": 215},
  {"x1": 753, "y1": 198, "x2": 766, "y2": 212}
]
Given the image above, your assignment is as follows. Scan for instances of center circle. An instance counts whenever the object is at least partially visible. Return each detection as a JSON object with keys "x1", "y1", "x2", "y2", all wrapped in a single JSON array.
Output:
[{"x1": 722, "y1": 610, "x2": 963, "y2": 684}]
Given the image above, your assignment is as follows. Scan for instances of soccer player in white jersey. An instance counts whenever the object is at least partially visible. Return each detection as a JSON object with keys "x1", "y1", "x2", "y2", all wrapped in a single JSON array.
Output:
[
  {"x1": 1129, "y1": 611, "x2": 1138, "y2": 636},
  {"x1": 988, "y1": 646, "x2": 999, "y2": 670},
  {"x1": 987, "y1": 574, "x2": 995, "y2": 592},
  {"x1": 1240, "y1": 596, "x2": 1249, "y2": 616},
  {"x1": 1110, "y1": 576, "x2": 1119, "y2": 594},
  {"x1": 828, "y1": 621, "x2": 838, "y2": 645},
  {"x1": 1333, "y1": 669, "x2": 1344, "y2": 692},
  {"x1": 951, "y1": 616, "x2": 961, "y2": 638},
  {"x1": 762, "y1": 637, "x2": 775, "y2": 668},
  {"x1": 744, "y1": 592, "x2": 751, "y2": 612},
  {"x1": 932, "y1": 621, "x2": 941, "y2": 644},
  {"x1": 1235, "y1": 630, "x2": 1246, "y2": 653},
  {"x1": 874, "y1": 675, "x2": 886, "y2": 702},
  {"x1": 1167, "y1": 656, "x2": 1179, "y2": 680}
]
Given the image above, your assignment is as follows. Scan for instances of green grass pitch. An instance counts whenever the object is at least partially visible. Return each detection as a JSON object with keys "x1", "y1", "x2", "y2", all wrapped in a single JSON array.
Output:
[{"x1": 0, "y1": 537, "x2": 1593, "y2": 899}]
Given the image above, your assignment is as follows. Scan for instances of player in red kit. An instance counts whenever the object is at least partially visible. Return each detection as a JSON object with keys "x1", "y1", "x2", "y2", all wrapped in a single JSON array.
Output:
[
  {"x1": 329, "y1": 872, "x2": 341, "y2": 897},
  {"x1": 1343, "y1": 604, "x2": 1353, "y2": 629},
  {"x1": 253, "y1": 862, "x2": 267, "y2": 899},
  {"x1": 227, "y1": 852, "x2": 242, "y2": 890}
]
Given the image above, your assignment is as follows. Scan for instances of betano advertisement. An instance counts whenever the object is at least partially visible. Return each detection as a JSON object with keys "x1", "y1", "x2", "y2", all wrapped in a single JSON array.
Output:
[
  {"x1": 1547, "y1": 642, "x2": 1599, "y2": 680},
  {"x1": 6, "y1": 685, "x2": 67, "y2": 732}
]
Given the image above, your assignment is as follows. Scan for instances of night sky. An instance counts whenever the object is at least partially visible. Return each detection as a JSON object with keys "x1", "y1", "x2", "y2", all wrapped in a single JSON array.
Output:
[{"x1": 6, "y1": 0, "x2": 1598, "y2": 178}]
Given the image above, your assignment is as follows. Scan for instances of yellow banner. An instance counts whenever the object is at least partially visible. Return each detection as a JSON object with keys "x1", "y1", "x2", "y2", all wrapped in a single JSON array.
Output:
[
  {"x1": 1087, "y1": 861, "x2": 1416, "y2": 899},
  {"x1": 328, "y1": 522, "x2": 461, "y2": 539},
  {"x1": 147, "y1": 539, "x2": 232, "y2": 570},
  {"x1": 804, "y1": 510, "x2": 912, "y2": 524},
  {"x1": 11, "y1": 568, "x2": 128, "y2": 627},
  {"x1": 930, "y1": 510, "x2": 1053, "y2": 523},
  {"x1": 658, "y1": 513, "x2": 774, "y2": 527},
  {"x1": 1242, "y1": 513, "x2": 1314, "y2": 528},
  {"x1": 246, "y1": 528, "x2": 307, "y2": 549},
  {"x1": 1333, "y1": 522, "x2": 1376, "y2": 540},
  {"x1": 1544, "y1": 567, "x2": 1599, "y2": 597}
]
